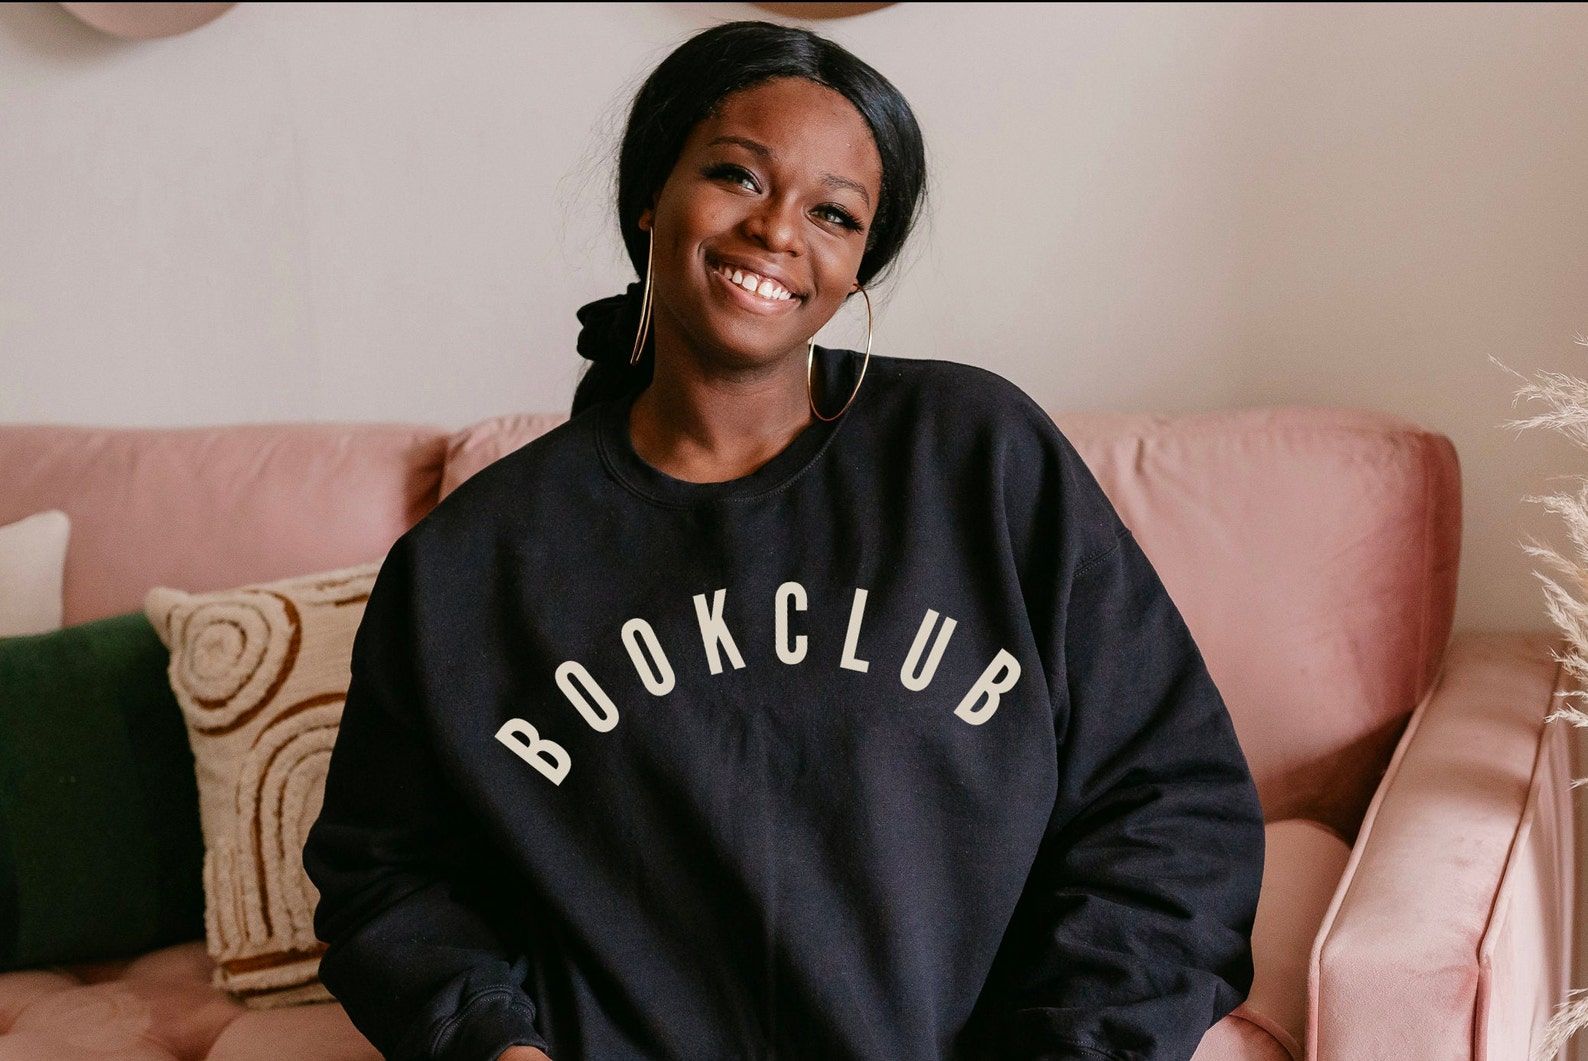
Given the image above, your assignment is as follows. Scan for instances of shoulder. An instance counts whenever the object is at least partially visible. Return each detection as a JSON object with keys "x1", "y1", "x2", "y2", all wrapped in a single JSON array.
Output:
[
  {"x1": 884, "y1": 355, "x2": 1126, "y2": 559},
  {"x1": 879, "y1": 353, "x2": 1035, "y2": 408},
  {"x1": 877, "y1": 354, "x2": 1071, "y2": 454}
]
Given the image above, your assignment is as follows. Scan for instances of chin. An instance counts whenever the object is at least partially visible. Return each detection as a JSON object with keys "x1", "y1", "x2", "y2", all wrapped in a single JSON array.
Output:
[
  {"x1": 692, "y1": 305, "x2": 799, "y2": 364},
  {"x1": 712, "y1": 331, "x2": 796, "y2": 366}
]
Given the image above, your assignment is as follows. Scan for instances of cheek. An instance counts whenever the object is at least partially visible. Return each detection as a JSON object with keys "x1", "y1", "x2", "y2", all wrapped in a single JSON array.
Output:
[
  {"x1": 674, "y1": 194, "x2": 740, "y2": 248},
  {"x1": 817, "y1": 250, "x2": 864, "y2": 298}
]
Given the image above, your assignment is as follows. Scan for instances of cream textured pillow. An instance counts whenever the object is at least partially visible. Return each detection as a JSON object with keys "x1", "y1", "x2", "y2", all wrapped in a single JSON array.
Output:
[
  {"x1": 0, "y1": 509, "x2": 70, "y2": 636},
  {"x1": 145, "y1": 561, "x2": 380, "y2": 1009}
]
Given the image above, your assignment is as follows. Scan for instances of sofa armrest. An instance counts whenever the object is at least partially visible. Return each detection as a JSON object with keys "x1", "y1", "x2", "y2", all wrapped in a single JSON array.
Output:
[{"x1": 1309, "y1": 630, "x2": 1576, "y2": 1061}]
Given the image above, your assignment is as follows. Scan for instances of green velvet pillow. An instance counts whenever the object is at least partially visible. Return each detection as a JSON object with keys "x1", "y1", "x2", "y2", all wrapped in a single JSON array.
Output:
[{"x1": 0, "y1": 611, "x2": 205, "y2": 970}]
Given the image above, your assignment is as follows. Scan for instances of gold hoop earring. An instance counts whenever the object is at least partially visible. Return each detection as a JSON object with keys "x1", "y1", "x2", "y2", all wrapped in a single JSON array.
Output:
[
  {"x1": 630, "y1": 228, "x2": 655, "y2": 365},
  {"x1": 807, "y1": 285, "x2": 872, "y2": 421}
]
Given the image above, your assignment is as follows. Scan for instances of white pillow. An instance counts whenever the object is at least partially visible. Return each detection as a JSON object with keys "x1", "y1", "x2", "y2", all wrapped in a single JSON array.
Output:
[{"x1": 0, "y1": 509, "x2": 70, "y2": 637}]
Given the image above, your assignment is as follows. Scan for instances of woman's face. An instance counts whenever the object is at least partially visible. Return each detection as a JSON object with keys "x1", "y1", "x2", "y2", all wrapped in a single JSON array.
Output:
[{"x1": 638, "y1": 76, "x2": 884, "y2": 370}]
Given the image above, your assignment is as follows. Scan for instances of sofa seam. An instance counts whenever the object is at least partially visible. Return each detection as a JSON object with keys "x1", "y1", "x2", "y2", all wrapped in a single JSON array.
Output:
[
  {"x1": 1227, "y1": 1007, "x2": 1300, "y2": 1061},
  {"x1": 1470, "y1": 644, "x2": 1566, "y2": 1061},
  {"x1": 1305, "y1": 643, "x2": 1451, "y2": 1058},
  {"x1": 1048, "y1": 409, "x2": 1447, "y2": 446},
  {"x1": 1414, "y1": 431, "x2": 1461, "y2": 733}
]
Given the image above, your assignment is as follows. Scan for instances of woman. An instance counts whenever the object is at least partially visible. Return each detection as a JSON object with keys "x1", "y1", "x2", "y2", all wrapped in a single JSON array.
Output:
[{"x1": 302, "y1": 20, "x2": 1265, "y2": 1061}]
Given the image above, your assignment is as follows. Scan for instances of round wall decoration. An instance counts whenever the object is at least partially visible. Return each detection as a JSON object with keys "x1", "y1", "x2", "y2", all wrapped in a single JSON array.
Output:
[
  {"x1": 752, "y1": 3, "x2": 895, "y2": 18},
  {"x1": 59, "y1": 3, "x2": 237, "y2": 40}
]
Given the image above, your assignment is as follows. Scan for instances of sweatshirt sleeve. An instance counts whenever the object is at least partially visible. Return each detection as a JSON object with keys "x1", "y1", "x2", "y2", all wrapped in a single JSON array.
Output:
[
  {"x1": 301, "y1": 532, "x2": 552, "y2": 1061},
  {"x1": 979, "y1": 398, "x2": 1266, "y2": 1060}
]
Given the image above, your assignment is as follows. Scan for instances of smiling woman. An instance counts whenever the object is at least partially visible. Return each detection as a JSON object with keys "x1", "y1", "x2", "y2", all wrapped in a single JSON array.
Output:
[
  {"x1": 302, "y1": 17, "x2": 1264, "y2": 1061},
  {"x1": 570, "y1": 21, "x2": 928, "y2": 466}
]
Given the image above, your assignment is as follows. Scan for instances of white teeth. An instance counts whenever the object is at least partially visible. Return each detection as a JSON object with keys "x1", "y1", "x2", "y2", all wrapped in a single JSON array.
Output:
[{"x1": 716, "y1": 262, "x2": 792, "y2": 301}]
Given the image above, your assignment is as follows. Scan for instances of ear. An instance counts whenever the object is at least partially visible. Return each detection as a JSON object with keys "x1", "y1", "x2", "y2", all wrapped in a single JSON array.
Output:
[{"x1": 638, "y1": 200, "x2": 656, "y2": 232}]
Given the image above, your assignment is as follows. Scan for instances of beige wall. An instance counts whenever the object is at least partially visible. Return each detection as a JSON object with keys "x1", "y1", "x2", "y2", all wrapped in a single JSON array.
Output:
[
  {"x1": 4, "y1": 1, "x2": 1586, "y2": 637},
  {"x1": 4, "y1": 0, "x2": 1588, "y2": 1046}
]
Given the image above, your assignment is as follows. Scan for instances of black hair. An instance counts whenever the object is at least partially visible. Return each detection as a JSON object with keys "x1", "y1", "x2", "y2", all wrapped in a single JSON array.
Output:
[{"x1": 570, "y1": 19, "x2": 929, "y2": 417}]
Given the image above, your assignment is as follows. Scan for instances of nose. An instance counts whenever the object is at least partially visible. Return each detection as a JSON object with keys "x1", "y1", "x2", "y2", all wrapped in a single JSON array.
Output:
[{"x1": 743, "y1": 192, "x2": 803, "y2": 256}]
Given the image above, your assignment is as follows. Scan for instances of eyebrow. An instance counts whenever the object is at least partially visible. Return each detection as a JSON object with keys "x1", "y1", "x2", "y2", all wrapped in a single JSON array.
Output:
[{"x1": 707, "y1": 135, "x2": 873, "y2": 209}]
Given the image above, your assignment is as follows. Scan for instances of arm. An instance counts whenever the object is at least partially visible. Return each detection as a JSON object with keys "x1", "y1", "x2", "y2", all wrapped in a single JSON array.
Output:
[
  {"x1": 979, "y1": 522, "x2": 1266, "y2": 1061},
  {"x1": 1310, "y1": 630, "x2": 1574, "y2": 1059},
  {"x1": 302, "y1": 533, "x2": 553, "y2": 1061}
]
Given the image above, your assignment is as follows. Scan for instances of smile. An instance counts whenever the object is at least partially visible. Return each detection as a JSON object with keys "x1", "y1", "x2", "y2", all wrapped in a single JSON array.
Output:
[{"x1": 707, "y1": 258, "x2": 803, "y2": 317}]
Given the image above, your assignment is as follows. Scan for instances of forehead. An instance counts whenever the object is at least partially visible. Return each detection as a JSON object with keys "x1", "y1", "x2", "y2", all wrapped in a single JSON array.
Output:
[{"x1": 689, "y1": 78, "x2": 882, "y2": 197}]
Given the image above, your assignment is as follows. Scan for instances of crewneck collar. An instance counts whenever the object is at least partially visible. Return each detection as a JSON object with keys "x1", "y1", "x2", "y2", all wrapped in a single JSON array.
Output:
[{"x1": 595, "y1": 345, "x2": 864, "y2": 507}]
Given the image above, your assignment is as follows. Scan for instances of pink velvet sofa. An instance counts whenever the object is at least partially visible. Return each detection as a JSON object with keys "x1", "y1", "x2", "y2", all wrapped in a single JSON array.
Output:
[{"x1": 0, "y1": 403, "x2": 1572, "y2": 1060}]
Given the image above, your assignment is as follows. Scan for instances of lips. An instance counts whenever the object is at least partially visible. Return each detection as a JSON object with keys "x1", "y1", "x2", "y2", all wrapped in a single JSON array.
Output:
[
  {"x1": 705, "y1": 256, "x2": 805, "y2": 318},
  {"x1": 706, "y1": 253, "x2": 804, "y2": 302}
]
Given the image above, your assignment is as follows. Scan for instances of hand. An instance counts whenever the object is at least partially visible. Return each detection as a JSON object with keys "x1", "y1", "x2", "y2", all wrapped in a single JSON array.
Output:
[{"x1": 495, "y1": 1048, "x2": 551, "y2": 1061}]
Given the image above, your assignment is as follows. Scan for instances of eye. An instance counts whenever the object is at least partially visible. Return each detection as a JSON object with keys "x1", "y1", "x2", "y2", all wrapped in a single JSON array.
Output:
[
  {"x1": 706, "y1": 162, "x2": 758, "y2": 192},
  {"x1": 817, "y1": 205, "x2": 863, "y2": 231},
  {"x1": 705, "y1": 163, "x2": 865, "y2": 233}
]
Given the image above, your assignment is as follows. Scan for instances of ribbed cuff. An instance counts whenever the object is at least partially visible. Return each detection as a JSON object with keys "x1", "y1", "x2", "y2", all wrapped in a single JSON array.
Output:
[{"x1": 431, "y1": 987, "x2": 550, "y2": 1061}]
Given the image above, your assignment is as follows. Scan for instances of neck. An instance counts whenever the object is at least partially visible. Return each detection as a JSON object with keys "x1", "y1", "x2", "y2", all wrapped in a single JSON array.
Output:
[{"x1": 629, "y1": 314, "x2": 814, "y2": 483}]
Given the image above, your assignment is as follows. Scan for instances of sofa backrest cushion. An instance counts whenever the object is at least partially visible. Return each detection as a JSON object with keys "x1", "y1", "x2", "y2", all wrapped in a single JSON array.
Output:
[
  {"x1": 1059, "y1": 405, "x2": 1460, "y2": 840},
  {"x1": 0, "y1": 423, "x2": 448, "y2": 625}
]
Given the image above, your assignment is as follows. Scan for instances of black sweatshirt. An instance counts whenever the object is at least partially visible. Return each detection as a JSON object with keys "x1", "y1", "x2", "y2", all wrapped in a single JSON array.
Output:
[{"x1": 301, "y1": 347, "x2": 1265, "y2": 1061}]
